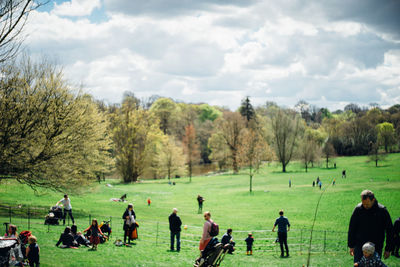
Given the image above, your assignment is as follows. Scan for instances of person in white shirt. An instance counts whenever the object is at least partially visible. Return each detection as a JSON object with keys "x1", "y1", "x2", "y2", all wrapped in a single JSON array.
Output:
[{"x1": 56, "y1": 194, "x2": 75, "y2": 225}]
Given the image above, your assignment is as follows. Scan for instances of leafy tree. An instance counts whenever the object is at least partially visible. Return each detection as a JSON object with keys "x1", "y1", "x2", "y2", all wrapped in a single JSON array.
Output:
[
  {"x1": 112, "y1": 96, "x2": 162, "y2": 183},
  {"x1": 269, "y1": 108, "x2": 303, "y2": 172},
  {"x1": 376, "y1": 122, "x2": 396, "y2": 153},
  {"x1": 368, "y1": 141, "x2": 387, "y2": 167},
  {"x1": 208, "y1": 133, "x2": 231, "y2": 171},
  {"x1": 300, "y1": 129, "x2": 325, "y2": 172},
  {"x1": 239, "y1": 97, "x2": 255, "y2": 125},
  {"x1": 183, "y1": 124, "x2": 200, "y2": 182},
  {"x1": 344, "y1": 103, "x2": 362, "y2": 114},
  {"x1": 150, "y1": 97, "x2": 177, "y2": 135},
  {"x1": 215, "y1": 111, "x2": 246, "y2": 173},
  {"x1": 157, "y1": 136, "x2": 185, "y2": 180},
  {"x1": 322, "y1": 141, "x2": 335, "y2": 168},
  {"x1": 0, "y1": 58, "x2": 111, "y2": 191},
  {"x1": 199, "y1": 104, "x2": 221, "y2": 122}
]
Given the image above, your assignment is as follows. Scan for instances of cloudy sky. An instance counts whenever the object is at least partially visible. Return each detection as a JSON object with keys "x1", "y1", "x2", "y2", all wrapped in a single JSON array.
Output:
[{"x1": 25, "y1": 0, "x2": 400, "y2": 110}]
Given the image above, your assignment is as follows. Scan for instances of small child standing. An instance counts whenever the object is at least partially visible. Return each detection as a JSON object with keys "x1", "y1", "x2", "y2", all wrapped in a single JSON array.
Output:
[
  {"x1": 245, "y1": 233, "x2": 254, "y2": 255},
  {"x1": 354, "y1": 242, "x2": 387, "y2": 267},
  {"x1": 26, "y1": 235, "x2": 40, "y2": 267},
  {"x1": 84, "y1": 219, "x2": 106, "y2": 250}
]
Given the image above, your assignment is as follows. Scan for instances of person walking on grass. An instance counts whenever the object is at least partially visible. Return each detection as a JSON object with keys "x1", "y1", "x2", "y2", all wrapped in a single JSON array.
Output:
[
  {"x1": 197, "y1": 195, "x2": 205, "y2": 213},
  {"x1": 84, "y1": 219, "x2": 106, "y2": 250},
  {"x1": 272, "y1": 210, "x2": 290, "y2": 258},
  {"x1": 348, "y1": 190, "x2": 394, "y2": 263},
  {"x1": 245, "y1": 233, "x2": 254, "y2": 255},
  {"x1": 56, "y1": 194, "x2": 74, "y2": 225},
  {"x1": 26, "y1": 235, "x2": 40, "y2": 267},
  {"x1": 169, "y1": 208, "x2": 182, "y2": 252}
]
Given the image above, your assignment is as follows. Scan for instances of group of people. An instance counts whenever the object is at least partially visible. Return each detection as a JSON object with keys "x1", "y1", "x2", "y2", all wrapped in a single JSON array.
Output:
[{"x1": 3, "y1": 224, "x2": 39, "y2": 267}]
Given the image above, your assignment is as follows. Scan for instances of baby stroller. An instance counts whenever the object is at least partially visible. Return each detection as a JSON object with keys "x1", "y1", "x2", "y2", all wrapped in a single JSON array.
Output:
[
  {"x1": 194, "y1": 238, "x2": 231, "y2": 267},
  {"x1": 45, "y1": 206, "x2": 63, "y2": 225},
  {"x1": 0, "y1": 238, "x2": 18, "y2": 267}
]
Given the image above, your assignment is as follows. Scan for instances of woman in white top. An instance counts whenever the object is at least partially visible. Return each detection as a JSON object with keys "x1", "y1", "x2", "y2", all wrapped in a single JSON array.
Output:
[{"x1": 122, "y1": 204, "x2": 136, "y2": 244}]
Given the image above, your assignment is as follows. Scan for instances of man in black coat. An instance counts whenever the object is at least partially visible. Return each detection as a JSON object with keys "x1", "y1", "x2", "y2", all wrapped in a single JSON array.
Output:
[
  {"x1": 169, "y1": 208, "x2": 182, "y2": 252},
  {"x1": 348, "y1": 190, "x2": 394, "y2": 263},
  {"x1": 221, "y1": 228, "x2": 235, "y2": 254}
]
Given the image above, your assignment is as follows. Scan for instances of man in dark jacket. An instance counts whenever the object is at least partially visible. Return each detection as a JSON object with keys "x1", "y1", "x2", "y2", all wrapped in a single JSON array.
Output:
[
  {"x1": 221, "y1": 228, "x2": 235, "y2": 254},
  {"x1": 348, "y1": 190, "x2": 394, "y2": 263},
  {"x1": 169, "y1": 208, "x2": 182, "y2": 251}
]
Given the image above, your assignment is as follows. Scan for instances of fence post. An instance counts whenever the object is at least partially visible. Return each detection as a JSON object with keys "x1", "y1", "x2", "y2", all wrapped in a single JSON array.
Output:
[
  {"x1": 156, "y1": 222, "x2": 159, "y2": 246},
  {"x1": 110, "y1": 216, "x2": 112, "y2": 237},
  {"x1": 9, "y1": 206, "x2": 11, "y2": 223},
  {"x1": 324, "y1": 230, "x2": 326, "y2": 254},
  {"x1": 28, "y1": 207, "x2": 30, "y2": 230},
  {"x1": 300, "y1": 228, "x2": 303, "y2": 255},
  {"x1": 89, "y1": 214, "x2": 91, "y2": 226}
]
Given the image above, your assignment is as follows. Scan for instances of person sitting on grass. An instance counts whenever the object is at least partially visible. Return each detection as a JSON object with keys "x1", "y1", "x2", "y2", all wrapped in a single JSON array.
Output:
[
  {"x1": 56, "y1": 227, "x2": 78, "y2": 248},
  {"x1": 354, "y1": 242, "x2": 387, "y2": 267},
  {"x1": 26, "y1": 235, "x2": 40, "y2": 267},
  {"x1": 84, "y1": 219, "x2": 106, "y2": 250},
  {"x1": 71, "y1": 225, "x2": 90, "y2": 247}
]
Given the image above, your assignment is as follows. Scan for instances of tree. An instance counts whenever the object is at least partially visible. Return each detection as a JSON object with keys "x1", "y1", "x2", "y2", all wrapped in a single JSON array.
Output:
[
  {"x1": 238, "y1": 127, "x2": 271, "y2": 192},
  {"x1": 376, "y1": 122, "x2": 396, "y2": 153},
  {"x1": 322, "y1": 141, "x2": 335, "y2": 168},
  {"x1": 199, "y1": 104, "x2": 221, "y2": 122},
  {"x1": 112, "y1": 96, "x2": 162, "y2": 183},
  {"x1": 0, "y1": 0, "x2": 45, "y2": 63},
  {"x1": 368, "y1": 141, "x2": 387, "y2": 167},
  {"x1": 182, "y1": 124, "x2": 200, "y2": 182},
  {"x1": 344, "y1": 103, "x2": 362, "y2": 114},
  {"x1": 157, "y1": 136, "x2": 185, "y2": 180},
  {"x1": 208, "y1": 133, "x2": 231, "y2": 171},
  {"x1": 269, "y1": 108, "x2": 303, "y2": 172},
  {"x1": 239, "y1": 97, "x2": 255, "y2": 125},
  {"x1": 150, "y1": 97, "x2": 177, "y2": 135},
  {"x1": 215, "y1": 111, "x2": 246, "y2": 173},
  {"x1": 0, "y1": 58, "x2": 111, "y2": 191},
  {"x1": 300, "y1": 129, "x2": 325, "y2": 172}
]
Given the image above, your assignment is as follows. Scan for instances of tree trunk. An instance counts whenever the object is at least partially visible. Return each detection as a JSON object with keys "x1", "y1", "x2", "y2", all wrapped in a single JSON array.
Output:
[
  {"x1": 282, "y1": 163, "x2": 286, "y2": 172},
  {"x1": 305, "y1": 163, "x2": 308, "y2": 172},
  {"x1": 326, "y1": 156, "x2": 329, "y2": 169},
  {"x1": 250, "y1": 175, "x2": 253, "y2": 193},
  {"x1": 375, "y1": 159, "x2": 378, "y2": 167}
]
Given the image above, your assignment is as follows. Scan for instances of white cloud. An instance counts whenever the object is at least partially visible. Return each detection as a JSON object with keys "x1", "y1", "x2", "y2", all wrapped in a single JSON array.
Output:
[{"x1": 52, "y1": 0, "x2": 101, "y2": 17}]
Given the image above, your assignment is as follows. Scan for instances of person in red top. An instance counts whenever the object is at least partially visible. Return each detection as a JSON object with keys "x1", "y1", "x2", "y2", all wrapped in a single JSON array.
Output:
[
  {"x1": 147, "y1": 198, "x2": 151, "y2": 206},
  {"x1": 84, "y1": 219, "x2": 106, "y2": 250}
]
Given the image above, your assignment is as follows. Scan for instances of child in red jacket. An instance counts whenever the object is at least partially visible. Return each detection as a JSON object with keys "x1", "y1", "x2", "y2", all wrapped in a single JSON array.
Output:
[{"x1": 84, "y1": 219, "x2": 106, "y2": 250}]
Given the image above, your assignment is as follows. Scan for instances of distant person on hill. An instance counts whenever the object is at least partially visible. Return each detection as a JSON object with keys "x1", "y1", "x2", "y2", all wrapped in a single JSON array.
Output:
[
  {"x1": 147, "y1": 198, "x2": 151, "y2": 206},
  {"x1": 26, "y1": 235, "x2": 40, "y2": 267},
  {"x1": 333, "y1": 178, "x2": 336, "y2": 186},
  {"x1": 56, "y1": 194, "x2": 74, "y2": 225},
  {"x1": 354, "y1": 242, "x2": 387, "y2": 267},
  {"x1": 342, "y1": 170, "x2": 346, "y2": 178},
  {"x1": 120, "y1": 194, "x2": 127, "y2": 202},
  {"x1": 168, "y1": 208, "x2": 182, "y2": 252},
  {"x1": 197, "y1": 195, "x2": 205, "y2": 213},
  {"x1": 334, "y1": 163, "x2": 336, "y2": 168},
  {"x1": 312, "y1": 181, "x2": 315, "y2": 187},
  {"x1": 316, "y1": 177, "x2": 320, "y2": 184},
  {"x1": 56, "y1": 227, "x2": 78, "y2": 248},
  {"x1": 289, "y1": 179, "x2": 291, "y2": 188},
  {"x1": 245, "y1": 233, "x2": 254, "y2": 255},
  {"x1": 122, "y1": 204, "x2": 136, "y2": 245},
  {"x1": 318, "y1": 180, "x2": 322, "y2": 189},
  {"x1": 348, "y1": 190, "x2": 394, "y2": 263},
  {"x1": 221, "y1": 229, "x2": 235, "y2": 254},
  {"x1": 393, "y1": 217, "x2": 400, "y2": 258},
  {"x1": 272, "y1": 210, "x2": 290, "y2": 257}
]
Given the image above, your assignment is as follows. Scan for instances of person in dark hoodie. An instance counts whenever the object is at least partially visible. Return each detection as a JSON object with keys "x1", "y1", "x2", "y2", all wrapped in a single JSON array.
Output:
[
  {"x1": 122, "y1": 204, "x2": 136, "y2": 245},
  {"x1": 348, "y1": 190, "x2": 394, "y2": 263},
  {"x1": 169, "y1": 208, "x2": 182, "y2": 252},
  {"x1": 56, "y1": 227, "x2": 78, "y2": 248}
]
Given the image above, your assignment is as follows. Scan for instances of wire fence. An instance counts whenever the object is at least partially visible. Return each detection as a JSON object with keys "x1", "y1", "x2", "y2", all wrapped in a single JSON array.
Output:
[{"x1": 0, "y1": 204, "x2": 348, "y2": 254}]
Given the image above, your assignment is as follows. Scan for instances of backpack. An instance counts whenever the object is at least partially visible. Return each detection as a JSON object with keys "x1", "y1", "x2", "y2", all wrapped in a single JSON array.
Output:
[{"x1": 209, "y1": 221, "x2": 219, "y2": 237}]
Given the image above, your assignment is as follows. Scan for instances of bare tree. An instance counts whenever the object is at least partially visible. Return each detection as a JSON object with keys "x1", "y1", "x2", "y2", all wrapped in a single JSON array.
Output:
[
  {"x1": 270, "y1": 108, "x2": 303, "y2": 172},
  {"x1": 0, "y1": 0, "x2": 45, "y2": 63}
]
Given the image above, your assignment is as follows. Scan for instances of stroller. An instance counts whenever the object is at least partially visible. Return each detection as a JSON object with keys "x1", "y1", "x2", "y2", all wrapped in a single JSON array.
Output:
[
  {"x1": 194, "y1": 238, "x2": 232, "y2": 267},
  {"x1": 0, "y1": 238, "x2": 18, "y2": 267},
  {"x1": 45, "y1": 206, "x2": 63, "y2": 225},
  {"x1": 100, "y1": 221, "x2": 112, "y2": 242}
]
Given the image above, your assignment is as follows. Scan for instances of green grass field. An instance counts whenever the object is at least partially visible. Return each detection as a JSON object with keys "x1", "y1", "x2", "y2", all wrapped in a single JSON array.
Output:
[{"x1": 1, "y1": 154, "x2": 400, "y2": 266}]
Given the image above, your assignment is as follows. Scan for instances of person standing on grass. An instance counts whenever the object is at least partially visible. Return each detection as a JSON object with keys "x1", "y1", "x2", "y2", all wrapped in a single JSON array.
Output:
[
  {"x1": 169, "y1": 208, "x2": 182, "y2": 252},
  {"x1": 56, "y1": 194, "x2": 74, "y2": 225},
  {"x1": 84, "y1": 219, "x2": 105, "y2": 250},
  {"x1": 197, "y1": 195, "x2": 205, "y2": 213},
  {"x1": 26, "y1": 236, "x2": 39, "y2": 267},
  {"x1": 122, "y1": 204, "x2": 136, "y2": 245},
  {"x1": 348, "y1": 190, "x2": 394, "y2": 263},
  {"x1": 199, "y1": 211, "x2": 213, "y2": 252},
  {"x1": 245, "y1": 233, "x2": 254, "y2": 255},
  {"x1": 272, "y1": 210, "x2": 290, "y2": 257},
  {"x1": 289, "y1": 179, "x2": 291, "y2": 188}
]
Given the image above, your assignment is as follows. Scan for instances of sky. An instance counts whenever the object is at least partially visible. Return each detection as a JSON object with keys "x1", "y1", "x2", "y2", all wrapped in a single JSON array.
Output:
[{"x1": 24, "y1": 0, "x2": 400, "y2": 110}]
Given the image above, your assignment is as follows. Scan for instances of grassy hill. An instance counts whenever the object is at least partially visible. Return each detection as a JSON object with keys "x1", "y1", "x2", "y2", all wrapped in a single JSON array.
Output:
[{"x1": 1, "y1": 154, "x2": 400, "y2": 266}]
